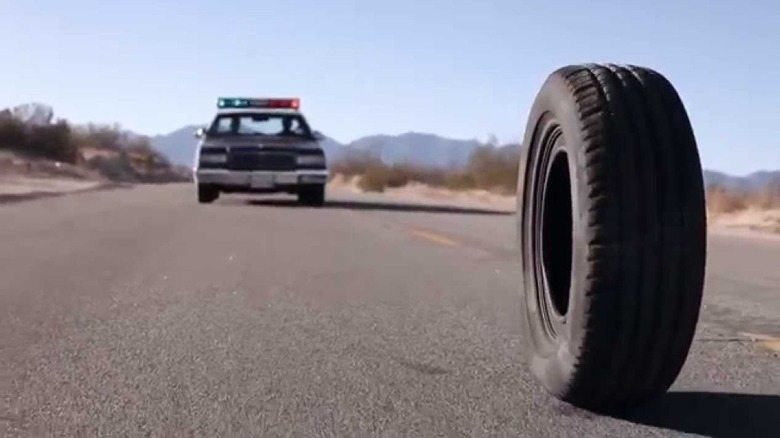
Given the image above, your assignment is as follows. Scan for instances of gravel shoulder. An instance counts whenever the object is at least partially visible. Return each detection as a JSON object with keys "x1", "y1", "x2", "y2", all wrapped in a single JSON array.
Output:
[{"x1": 0, "y1": 177, "x2": 108, "y2": 204}]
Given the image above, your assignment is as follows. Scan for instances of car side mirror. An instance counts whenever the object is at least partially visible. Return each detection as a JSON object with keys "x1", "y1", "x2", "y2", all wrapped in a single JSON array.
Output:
[
  {"x1": 312, "y1": 130, "x2": 325, "y2": 141},
  {"x1": 194, "y1": 127, "x2": 206, "y2": 138}
]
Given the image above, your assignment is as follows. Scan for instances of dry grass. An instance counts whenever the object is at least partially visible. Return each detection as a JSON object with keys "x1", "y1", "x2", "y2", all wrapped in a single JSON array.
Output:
[
  {"x1": 330, "y1": 146, "x2": 520, "y2": 194},
  {"x1": 331, "y1": 149, "x2": 780, "y2": 233},
  {"x1": 707, "y1": 184, "x2": 780, "y2": 214},
  {"x1": 706, "y1": 183, "x2": 780, "y2": 233}
]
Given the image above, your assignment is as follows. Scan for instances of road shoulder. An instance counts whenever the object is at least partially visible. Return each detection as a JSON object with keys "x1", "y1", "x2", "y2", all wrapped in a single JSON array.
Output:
[{"x1": 0, "y1": 177, "x2": 129, "y2": 204}]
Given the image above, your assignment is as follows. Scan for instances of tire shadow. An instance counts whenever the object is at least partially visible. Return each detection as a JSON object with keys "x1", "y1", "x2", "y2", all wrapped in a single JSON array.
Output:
[
  {"x1": 615, "y1": 391, "x2": 780, "y2": 438},
  {"x1": 243, "y1": 198, "x2": 514, "y2": 216}
]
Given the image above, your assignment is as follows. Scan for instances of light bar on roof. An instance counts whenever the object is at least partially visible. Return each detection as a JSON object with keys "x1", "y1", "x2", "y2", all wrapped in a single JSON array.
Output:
[{"x1": 217, "y1": 97, "x2": 300, "y2": 110}]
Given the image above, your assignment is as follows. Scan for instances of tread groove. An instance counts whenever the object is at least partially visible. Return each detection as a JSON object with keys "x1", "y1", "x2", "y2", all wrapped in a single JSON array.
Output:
[{"x1": 627, "y1": 66, "x2": 683, "y2": 399}]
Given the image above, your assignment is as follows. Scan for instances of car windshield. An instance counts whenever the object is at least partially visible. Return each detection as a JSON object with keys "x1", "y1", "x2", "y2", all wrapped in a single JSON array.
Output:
[{"x1": 207, "y1": 112, "x2": 311, "y2": 138}]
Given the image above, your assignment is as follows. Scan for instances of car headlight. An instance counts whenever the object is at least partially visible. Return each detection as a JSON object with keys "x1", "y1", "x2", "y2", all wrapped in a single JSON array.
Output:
[
  {"x1": 297, "y1": 155, "x2": 325, "y2": 166},
  {"x1": 199, "y1": 154, "x2": 227, "y2": 164}
]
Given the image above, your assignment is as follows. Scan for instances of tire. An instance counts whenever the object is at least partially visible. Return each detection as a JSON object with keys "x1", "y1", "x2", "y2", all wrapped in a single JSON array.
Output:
[
  {"x1": 298, "y1": 184, "x2": 325, "y2": 206},
  {"x1": 516, "y1": 64, "x2": 707, "y2": 411},
  {"x1": 198, "y1": 184, "x2": 219, "y2": 204}
]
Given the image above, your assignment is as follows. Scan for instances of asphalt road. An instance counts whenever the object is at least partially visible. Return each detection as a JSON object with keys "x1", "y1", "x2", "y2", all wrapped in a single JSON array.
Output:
[{"x1": 1, "y1": 184, "x2": 778, "y2": 437}]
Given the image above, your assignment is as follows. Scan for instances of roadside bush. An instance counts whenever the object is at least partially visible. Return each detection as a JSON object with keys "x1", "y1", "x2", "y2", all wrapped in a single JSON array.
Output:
[
  {"x1": 124, "y1": 136, "x2": 172, "y2": 171},
  {"x1": 331, "y1": 142, "x2": 780, "y2": 221},
  {"x1": 331, "y1": 142, "x2": 521, "y2": 194},
  {"x1": 0, "y1": 117, "x2": 26, "y2": 149},
  {"x1": 706, "y1": 185, "x2": 747, "y2": 213},
  {"x1": 0, "y1": 113, "x2": 183, "y2": 183},
  {"x1": 706, "y1": 182, "x2": 780, "y2": 214},
  {"x1": 357, "y1": 166, "x2": 391, "y2": 192},
  {"x1": 0, "y1": 117, "x2": 79, "y2": 164},
  {"x1": 330, "y1": 149, "x2": 385, "y2": 178},
  {"x1": 443, "y1": 171, "x2": 476, "y2": 191},
  {"x1": 73, "y1": 123, "x2": 126, "y2": 151},
  {"x1": 86, "y1": 153, "x2": 138, "y2": 182},
  {"x1": 464, "y1": 145, "x2": 520, "y2": 194},
  {"x1": 754, "y1": 181, "x2": 780, "y2": 209},
  {"x1": 26, "y1": 121, "x2": 79, "y2": 164}
]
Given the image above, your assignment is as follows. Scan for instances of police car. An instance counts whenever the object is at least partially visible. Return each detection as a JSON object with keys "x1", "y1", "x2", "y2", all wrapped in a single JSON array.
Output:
[{"x1": 193, "y1": 97, "x2": 328, "y2": 205}]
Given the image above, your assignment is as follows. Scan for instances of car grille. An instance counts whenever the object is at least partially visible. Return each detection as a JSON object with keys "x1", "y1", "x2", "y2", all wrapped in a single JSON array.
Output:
[{"x1": 227, "y1": 151, "x2": 296, "y2": 171}]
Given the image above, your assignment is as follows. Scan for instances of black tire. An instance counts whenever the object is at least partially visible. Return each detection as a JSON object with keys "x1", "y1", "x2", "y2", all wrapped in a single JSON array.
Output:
[
  {"x1": 516, "y1": 64, "x2": 707, "y2": 411},
  {"x1": 297, "y1": 184, "x2": 325, "y2": 206},
  {"x1": 198, "y1": 184, "x2": 219, "y2": 204}
]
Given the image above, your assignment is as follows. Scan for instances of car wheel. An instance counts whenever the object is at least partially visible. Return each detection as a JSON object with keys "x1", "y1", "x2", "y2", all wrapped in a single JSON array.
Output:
[
  {"x1": 516, "y1": 63, "x2": 707, "y2": 411},
  {"x1": 298, "y1": 185, "x2": 325, "y2": 206},
  {"x1": 198, "y1": 185, "x2": 219, "y2": 204}
]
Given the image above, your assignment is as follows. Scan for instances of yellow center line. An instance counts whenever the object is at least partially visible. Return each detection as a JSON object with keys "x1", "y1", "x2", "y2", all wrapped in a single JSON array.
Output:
[
  {"x1": 408, "y1": 228, "x2": 462, "y2": 248},
  {"x1": 739, "y1": 332, "x2": 780, "y2": 353},
  {"x1": 757, "y1": 340, "x2": 780, "y2": 353}
]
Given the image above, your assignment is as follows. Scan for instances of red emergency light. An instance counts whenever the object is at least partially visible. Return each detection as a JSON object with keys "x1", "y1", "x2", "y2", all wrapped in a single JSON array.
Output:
[{"x1": 266, "y1": 98, "x2": 300, "y2": 109}]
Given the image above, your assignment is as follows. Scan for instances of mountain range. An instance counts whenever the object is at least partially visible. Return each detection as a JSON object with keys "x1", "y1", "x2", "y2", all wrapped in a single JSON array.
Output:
[
  {"x1": 149, "y1": 125, "x2": 483, "y2": 169},
  {"x1": 4, "y1": 102, "x2": 776, "y2": 192},
  {"x1": 149, "y1": 124, "x2": 779, "y2": 191}
]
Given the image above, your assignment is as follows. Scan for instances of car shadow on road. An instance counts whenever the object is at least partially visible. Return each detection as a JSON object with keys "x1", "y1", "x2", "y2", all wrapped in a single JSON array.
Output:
[
  {"x1": 614, "y1": 391, "x2": 780, "y2": 438},
  {"x1": 243, "y1": 198, "x2": 514, "y2": 216}
]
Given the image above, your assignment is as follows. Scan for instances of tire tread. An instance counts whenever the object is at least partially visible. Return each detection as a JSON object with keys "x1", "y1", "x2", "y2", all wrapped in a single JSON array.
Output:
[{"x1": 543, "y1": 63, "x2": 706, "y2": 409}]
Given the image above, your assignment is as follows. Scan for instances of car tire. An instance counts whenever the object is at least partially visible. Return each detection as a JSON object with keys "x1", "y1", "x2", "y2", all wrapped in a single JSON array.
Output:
[
  {"x1": 298, "y1": 184, "x2": 325, "y2": 206},
  {"x1": 198, "y1": 184, "x2": 219, "y2": 204},
  {"x1": 516, "y1": 64, "x2": 707, "y2": 411}
]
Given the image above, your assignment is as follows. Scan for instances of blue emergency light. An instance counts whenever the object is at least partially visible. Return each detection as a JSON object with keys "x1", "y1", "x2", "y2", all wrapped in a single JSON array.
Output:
[{"x1": 217, "y1": 97, "x2": 300, "y2": 110}]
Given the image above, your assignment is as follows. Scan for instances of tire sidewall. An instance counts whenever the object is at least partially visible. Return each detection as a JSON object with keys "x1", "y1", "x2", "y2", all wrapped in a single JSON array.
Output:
[{"x1": 517, "y1": 73, "x2": 592, "y2": 397}]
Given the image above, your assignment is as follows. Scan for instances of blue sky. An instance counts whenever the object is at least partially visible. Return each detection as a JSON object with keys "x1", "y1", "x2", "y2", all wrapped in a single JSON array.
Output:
[{"x1": 1, "y1": 0, "x2": 778, "y2": 175}]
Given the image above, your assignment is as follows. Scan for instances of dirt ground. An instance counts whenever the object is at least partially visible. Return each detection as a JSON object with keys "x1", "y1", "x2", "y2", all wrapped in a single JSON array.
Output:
[
  {"x1": 4, "y1": 169, "x2": 777, "y2": 237},
  {"x1": 328, "y1": 175, "x2": 516, "y2": 212},
  {"x1": 708, "y1": 208, "x2": 780, "y2": 235},
  {"x1": 0, "y1": 176, "x2": 101, "y2": 199}
]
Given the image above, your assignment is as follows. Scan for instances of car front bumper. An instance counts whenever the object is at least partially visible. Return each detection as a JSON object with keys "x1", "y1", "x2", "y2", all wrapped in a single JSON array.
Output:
[{"x1": 195, "y1": 169, "x2": 329, "y2": 191}]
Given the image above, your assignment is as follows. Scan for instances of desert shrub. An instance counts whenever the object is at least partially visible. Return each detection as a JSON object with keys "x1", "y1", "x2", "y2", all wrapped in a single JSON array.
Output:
[
  {"x1": 73, "y1": 123, "x2": 126, "y2": 151},
  {"x1": 330, "y1": 149, "x2": 384, "y2": 178},
  {"x1": 706, "y1": 185, "x2": 749, "y2": 213},
  {"x1": 357, "y1": 166, "x2": 390, "y2": 192},
  {"x1": 86, "y1": 153, "x2": 139, "y2": 182},
  {"x1": 331, "y1": 142, "x2": 521, "y2": 193},
  {"x1": 0, "y1": 111, "x2": 185, "y2": 183},
  {"x1": 126, "y1": 137, "x2": 171, "y2": 169},
  {"x1": 753, "y1": 180, "x2": 780, "y2": 209},
  {"x1": 443, "y1": 171, "x2": 476, "y2": 190},
  {"x1": 463, "y1": 145, "x2": 520, "y2": 193},
  {"x1": 26, "y1": 121, "x2": 79, "y2": 163},
  {"x1": 0, "y1": 116, "x2": 26, "y2": 149},
  {"x1": 331, "y1": 140, "x2": 780, "y2": 214},
  {"x1": 0, "y1": 117, "x2": 79, "y2": 163}
]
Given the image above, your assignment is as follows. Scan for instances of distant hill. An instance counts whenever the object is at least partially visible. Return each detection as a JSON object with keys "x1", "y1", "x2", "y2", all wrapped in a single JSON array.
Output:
[
  {"x1": 344, "y1": 132, "x2": 480, "y2": 167},
  {"x1": 150, "y1": 124, "x2": 344, "y2": 168},
  {"x1": 150, "y1": 128, "x2": 480, "y2": 168},
  {"x1": 150, "y1": 125, "x2": 201, "y2": 167},
  {"x1": 3, "y1": 103, "x2": 778, "y2": 192},
  {"x1": 151, "y1": 123, "x2": 779, "y2": 192},
  {"x1": 315, "y1": 135, "x2": 344, "y2": 162},
  {"x1": 703, "y1": 170, "x2": 780, "y2": 191}
]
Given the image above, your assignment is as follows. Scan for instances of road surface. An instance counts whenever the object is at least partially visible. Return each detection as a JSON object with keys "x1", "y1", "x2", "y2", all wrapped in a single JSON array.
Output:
[{"x1": 1, "y1": 184, "x2": 778, "y2": 437}]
